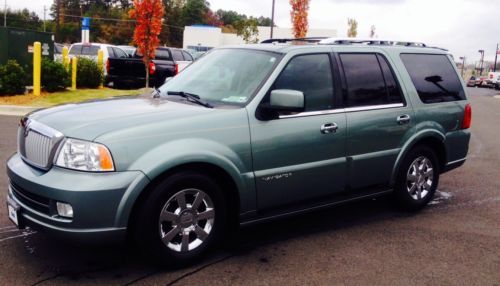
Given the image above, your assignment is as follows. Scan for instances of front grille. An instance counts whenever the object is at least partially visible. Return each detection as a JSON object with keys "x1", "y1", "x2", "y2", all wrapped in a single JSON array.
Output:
[
  {"x1": 18, "y1": 119, "x2": 64, "y2": 170},
  {"x1": 24, "y1": 131, "x2": 52, "y2": 167},
  {"x1": 10, "y1": 182, "x2": 51, "y2": 215}
]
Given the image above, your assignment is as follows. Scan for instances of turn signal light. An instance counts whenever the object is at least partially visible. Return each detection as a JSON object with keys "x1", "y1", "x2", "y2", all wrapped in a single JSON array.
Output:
[{"x1": 462, "y1": 103, "x2": 471, "y2": 129}]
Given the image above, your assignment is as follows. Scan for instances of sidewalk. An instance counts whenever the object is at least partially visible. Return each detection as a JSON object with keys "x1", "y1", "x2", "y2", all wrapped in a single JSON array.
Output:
[{"x1": 0, "y1": 105, "x2": 40, "y2": 116}]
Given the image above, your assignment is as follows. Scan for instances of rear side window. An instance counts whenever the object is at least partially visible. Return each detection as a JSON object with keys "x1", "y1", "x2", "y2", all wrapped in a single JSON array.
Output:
[
  {"x1": 400, "y1": 54, "x2": 466, "y2": 103},
  {"x1": 155, "y1": 49, "x2": 172, "y2": 60},
  {"x1": 69, "y1": 44, "x2": 82, "y2": 55},
  {"x1": 113, "y1": 47, "x2": 128, "y2": 58},
  {"x1": 81, "y1": 45, "x2": 100, "y2": 56},
  {"x1": 107, "y1": 47, "x2": 115, "y2": 58},
  {"x1": 273, "y1": 53, "x2": 334, "y2": 111},
  {"x1": 182, "y1": 51, "x2": 193, "y2": 61},
  {"x1": 340, "y1": 53, "x2": 404, "y2": 107},
  {"x1": 171, "y1": 49, "x2": 184, "y2": 61}
]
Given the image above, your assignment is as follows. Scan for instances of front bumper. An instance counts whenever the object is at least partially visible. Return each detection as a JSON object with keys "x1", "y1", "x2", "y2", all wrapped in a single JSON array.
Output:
[{"x1": 6, "y1": 153, "x2": 150, "y2": 243}]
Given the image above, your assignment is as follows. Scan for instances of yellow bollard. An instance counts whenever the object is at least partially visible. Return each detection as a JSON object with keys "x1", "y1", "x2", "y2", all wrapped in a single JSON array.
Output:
[
  {"x1": 33, "y1": 42, "x2": 41, "y2": 96},
  {"x1": 97, "y1": 49, "x2": 104, "y2": 88},
  {"x1": 71, "y1": 57, "x2": 78, "y2": 90},
  {"x1": 62, "y1": 46, "x2": 69, "y2": 70}
]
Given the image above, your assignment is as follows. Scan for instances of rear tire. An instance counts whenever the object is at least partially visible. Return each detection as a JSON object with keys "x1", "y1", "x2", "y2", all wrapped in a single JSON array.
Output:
[
  {"x1": 394, "y1": 146, "x2": 439, "y2": 211},
  {"x1": 133, "y1": 171, "x2": 228, "y2": 267}
]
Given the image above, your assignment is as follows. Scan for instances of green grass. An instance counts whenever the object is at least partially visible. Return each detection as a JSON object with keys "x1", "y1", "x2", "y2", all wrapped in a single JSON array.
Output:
[{"x1": 0, "y1": 88, "x2": 149, "y2": 107}]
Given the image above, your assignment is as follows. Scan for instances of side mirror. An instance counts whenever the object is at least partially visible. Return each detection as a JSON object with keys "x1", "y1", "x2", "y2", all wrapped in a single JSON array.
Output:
[{"x1": 268, "y1": 89, "x2": 304, "y2": 112}]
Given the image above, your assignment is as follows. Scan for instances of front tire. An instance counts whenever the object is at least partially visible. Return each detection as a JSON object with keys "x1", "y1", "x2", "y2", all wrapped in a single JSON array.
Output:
[
  {"x1": 133, "y1": 171, "x2": 227, "y2": 267},
  {"x1": 394, "y1": 146, "x2": 439, "y2": 211}
]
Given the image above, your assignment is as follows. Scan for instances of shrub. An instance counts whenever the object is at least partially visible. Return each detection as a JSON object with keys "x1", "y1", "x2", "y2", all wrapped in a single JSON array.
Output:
[
  {"x1": 41, "y1": 58, "x2": 70, "y2": 92},
  {"x1": 0, "y1": 60, "x2": 27, "y2": 95},
  {"x1": 75, "y1": 57, "x2": 103, "y2": 88}
]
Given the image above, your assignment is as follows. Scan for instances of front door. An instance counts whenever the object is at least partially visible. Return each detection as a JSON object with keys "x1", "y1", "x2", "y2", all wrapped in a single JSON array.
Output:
[{"x1": 250, "y1": 53, "x2": 347, "y2": 210}]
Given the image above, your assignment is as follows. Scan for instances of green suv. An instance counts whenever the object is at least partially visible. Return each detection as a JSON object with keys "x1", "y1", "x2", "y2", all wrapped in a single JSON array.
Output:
[{"x1": 6, "y1": 38, "x2": 471, "y2": 265}]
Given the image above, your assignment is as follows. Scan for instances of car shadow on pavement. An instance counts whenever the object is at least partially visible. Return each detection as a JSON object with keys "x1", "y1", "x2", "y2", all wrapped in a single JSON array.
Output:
[{"x1": 15, "y1": 194, "x2": 420, "y2": 285}]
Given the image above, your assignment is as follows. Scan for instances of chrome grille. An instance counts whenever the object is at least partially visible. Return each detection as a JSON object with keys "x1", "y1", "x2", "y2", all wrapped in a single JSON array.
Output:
[
  {"x1": 24, "y1": 131, "x2": 52, "y2": 167},
  {"x1": 18, "y1": 118, "x2": 64, "y2": 170}
]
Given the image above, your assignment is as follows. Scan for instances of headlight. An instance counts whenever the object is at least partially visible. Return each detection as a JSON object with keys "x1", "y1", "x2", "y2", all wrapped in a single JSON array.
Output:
[{"x1": 55, "y1": 138, "x2": 115, "y2": 172}]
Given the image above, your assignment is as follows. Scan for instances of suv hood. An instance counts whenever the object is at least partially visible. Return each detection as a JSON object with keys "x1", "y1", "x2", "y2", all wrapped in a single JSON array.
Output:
[{"x1": 28, "y1": 96, "x2": 216, "y2": 140}]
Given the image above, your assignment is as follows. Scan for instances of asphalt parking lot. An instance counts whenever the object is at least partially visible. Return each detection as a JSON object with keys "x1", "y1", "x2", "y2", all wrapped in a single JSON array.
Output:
[{"x1": 0, "y1": 87, "x2": 499, "y2": 285}]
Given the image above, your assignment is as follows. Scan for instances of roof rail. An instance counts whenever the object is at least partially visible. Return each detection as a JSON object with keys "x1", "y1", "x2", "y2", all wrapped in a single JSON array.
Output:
[
  {"x1": 318, "y1": 38, "x2": 428, "y2": 47},
  {"x1": 261, "y1": 37, "x2": 328, "y2": 44}
]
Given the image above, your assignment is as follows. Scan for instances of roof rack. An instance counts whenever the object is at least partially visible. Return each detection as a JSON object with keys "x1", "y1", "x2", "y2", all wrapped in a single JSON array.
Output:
[
  {"x1": 260, "y1": 37, "x2": 328, "y2": 44},
  {"x1": 318, "y1": 38, "x2": 428, "y2": 47}
]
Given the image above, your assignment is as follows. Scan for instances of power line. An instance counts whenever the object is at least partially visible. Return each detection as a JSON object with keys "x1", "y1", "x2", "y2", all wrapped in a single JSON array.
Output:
[{"x1": 59, "y1": 13, "x2": 185, "y2": 30}]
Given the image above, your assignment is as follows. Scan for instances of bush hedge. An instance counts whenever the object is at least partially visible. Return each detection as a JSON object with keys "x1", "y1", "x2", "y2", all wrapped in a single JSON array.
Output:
[
  {"x1": 0, "y1": 60, "x2": 27, "y2": 95},
  {"x1": 41, "y1": 58, "x2": 70, "y2": 92},
  {"x1": 75, "y1": 57, "x2": 103, "y2": 88}
]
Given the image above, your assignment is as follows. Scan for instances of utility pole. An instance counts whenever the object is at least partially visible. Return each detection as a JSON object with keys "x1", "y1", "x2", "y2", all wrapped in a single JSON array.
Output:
[
  {"x1": 43, "y1": 5, "x2": 46, "y2": 32},
  {"x1": 4, "y1": 0, "x2": 6, "y2": 27},
  {"x1": 55, "y1": 0, "x2": 60, "y2": 42},
  {"x1": 478, "y1": 49, "x2": 485, "y2": 76},
  {"x1": 459, "y1": 56, "x2": 466, "y2": 78},
  {"x1": 270, "y1": 0, "x2": 275, "y2": 39},
  {"x1": 494, "y1": 43, "x2": 499, "y2": 72}
]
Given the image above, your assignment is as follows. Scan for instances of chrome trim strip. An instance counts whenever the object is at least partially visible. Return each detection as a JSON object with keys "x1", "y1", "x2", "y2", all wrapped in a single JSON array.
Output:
[
  {"x1": 279, "y1": 108, "x2": 344, "y2": 119},
  {"x1": 446, "y1": 157, "x2": 466, "y2": 166},
  {"x1": 278, "y1": 103, "x2": 404, "y2": 119},
  {"x1": 344, "y1": 103, "x2": 404, "y2": 112}
]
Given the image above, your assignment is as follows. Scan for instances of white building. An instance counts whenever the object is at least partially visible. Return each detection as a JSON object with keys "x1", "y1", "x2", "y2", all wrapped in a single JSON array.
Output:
[{"x1": 183, "y1": 25, "x2": 337, "y2": 52}]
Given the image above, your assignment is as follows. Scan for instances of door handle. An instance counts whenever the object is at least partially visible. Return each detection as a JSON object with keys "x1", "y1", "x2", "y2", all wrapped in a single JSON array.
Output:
[
  {"x1": 320, "y1": 123, "x2": 338, "y2": 134},
  {"x1": 396, "y1": 114, "x2": 411, "y2": 125}
]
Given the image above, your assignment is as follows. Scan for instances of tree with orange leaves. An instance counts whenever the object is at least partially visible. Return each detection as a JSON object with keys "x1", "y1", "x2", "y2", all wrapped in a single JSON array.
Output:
[
  {"x1": 129, "y1": 0, "x2": 165, "y2": 88},
  {"x1": 290, "y1": 0, "x2": 310, "y2": 39}
]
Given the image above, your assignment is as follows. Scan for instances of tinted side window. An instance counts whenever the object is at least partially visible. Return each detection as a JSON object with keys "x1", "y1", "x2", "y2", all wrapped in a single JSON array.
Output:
[
  {"x1": 82, "y1": 45, "x2": 100, "y2": 56},
  {"x1": 400, "y1": 54, "x2": 466, "y2": 103},
  {"x1": 273, "y1": 54, "x2": 334, "y2": 112},
  {"x1": 182, "y1": 51, "x2": 193, "y2": 61},
  {"x1": 113, "y1": 47, "x2": 128, "y2": 58},
  {"x1": 340, "y1": 53, "x2": 402, "y2": 107},
  {"x1": 377, "y1": 54, "x2": 404, "y2": 104},
  {"x1": 107, "y1": 47, "x2": 115, "y2": 58},
  {"x1": 155, "y1": 49, "x2": 172, "y2": 60},
  {"x1": 69, "y1": 45, "x2": 82, "y2": 55},
  {"x1": 171, "y1": 49, "x2": 184, "y2": 61}
]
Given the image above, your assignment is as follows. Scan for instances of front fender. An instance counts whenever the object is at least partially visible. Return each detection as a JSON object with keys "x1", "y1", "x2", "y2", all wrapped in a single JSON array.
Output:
[{"x1": 127, "y1": 138, "x2": 255, "y2": 213}]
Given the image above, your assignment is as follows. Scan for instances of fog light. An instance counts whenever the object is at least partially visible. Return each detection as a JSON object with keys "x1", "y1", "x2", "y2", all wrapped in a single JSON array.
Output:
[{"x1": 56, "y1": 202, "x2": 73, "y2": 218}]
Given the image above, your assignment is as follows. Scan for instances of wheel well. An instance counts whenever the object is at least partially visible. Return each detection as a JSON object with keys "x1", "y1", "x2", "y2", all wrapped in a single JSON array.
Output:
[
  {"x1": 413, "y1": 137, "x2": 447, "y2": 171},
  {"x1": 127, "y1": 162, "x2": 241, "y2": 234}
]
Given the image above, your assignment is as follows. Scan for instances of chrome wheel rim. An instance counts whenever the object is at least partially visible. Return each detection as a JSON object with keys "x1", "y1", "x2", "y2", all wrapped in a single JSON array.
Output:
[
  {"x1": 406, "y1": 156, "x2": 434, "y2": 200},
  {"x1": 158, "y1": 189, "x2": 215, "y2": 253}
]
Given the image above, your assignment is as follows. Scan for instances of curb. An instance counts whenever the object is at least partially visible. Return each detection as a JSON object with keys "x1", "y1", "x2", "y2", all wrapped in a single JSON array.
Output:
[{"x1": 0, "y1": 105, "x2": 41, "y2": 116}]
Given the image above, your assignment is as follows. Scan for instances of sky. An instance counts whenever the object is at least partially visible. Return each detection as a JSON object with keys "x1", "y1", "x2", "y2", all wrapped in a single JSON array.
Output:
[{"x1": 7, "y1": 0, "x2": 500, "y2": 64}]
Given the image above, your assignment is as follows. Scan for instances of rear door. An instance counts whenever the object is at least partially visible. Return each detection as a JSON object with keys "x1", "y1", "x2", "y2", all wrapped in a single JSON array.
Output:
[{"x1": 338, "y1": 52, "x2": 413, "y2": 190}]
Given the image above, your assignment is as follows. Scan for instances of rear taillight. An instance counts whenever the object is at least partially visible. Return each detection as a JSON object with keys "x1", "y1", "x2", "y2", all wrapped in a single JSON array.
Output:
[
  {"x1": 105, "y1": 59, "x2": 110, "y2": 73},
  {"x1": 149, "y1": 62, "x2": 156, "y2": 75},
  {"x1": 462, "y1": 103, "x2": 472, "y2": 129},
  {"x1": 174, "y1": 63, "x2": 179, "y2": 75}
]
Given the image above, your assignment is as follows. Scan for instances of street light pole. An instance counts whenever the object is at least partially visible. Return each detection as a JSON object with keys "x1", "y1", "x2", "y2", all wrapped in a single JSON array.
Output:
[
  {"x1": 270, "y1": 0, "x2": 275, "y2": 39},
  {"x1": 4, "y1": 0, "x2": 7, "y2": 27},
  {"x1": 459, "y1": 56, "x2": 466, "y2": 78},
  {"x1": 478, "y1": 49, "x2": 485, "y2": 76},
  {"x1": 494, "y1": 43, "x2": 498, "y2": 72}
]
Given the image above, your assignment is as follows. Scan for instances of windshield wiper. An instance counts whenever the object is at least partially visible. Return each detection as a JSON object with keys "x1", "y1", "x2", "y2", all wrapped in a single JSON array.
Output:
[{"x1": 167, "y1": 91, "x2": 213, "y2": 108}]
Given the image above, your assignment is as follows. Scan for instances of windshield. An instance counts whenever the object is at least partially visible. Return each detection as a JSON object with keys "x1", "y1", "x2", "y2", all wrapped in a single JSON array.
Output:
[{"x1": 158, "y1": 49, "x2": 281, "y2": 107}]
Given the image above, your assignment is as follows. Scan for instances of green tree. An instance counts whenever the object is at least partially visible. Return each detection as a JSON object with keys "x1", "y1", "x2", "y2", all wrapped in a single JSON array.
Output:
[
  {"x1": 182, "y1": 0, "x2": 208, "y2": 26},
  {"x1": 234, "y1": 17, "x2": 259, "y2": 44},
  {"x1": 0, "y1": 8, "x2": 42, "y2": 30},
  {"x1": 347, "y1": 18, "x2": 358, "y2": 38}
]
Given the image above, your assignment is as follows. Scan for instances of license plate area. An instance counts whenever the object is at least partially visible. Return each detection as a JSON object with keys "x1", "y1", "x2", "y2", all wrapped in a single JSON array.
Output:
[{"x1": 7, "y1": 197, "x2": 23, "y2": 229}]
